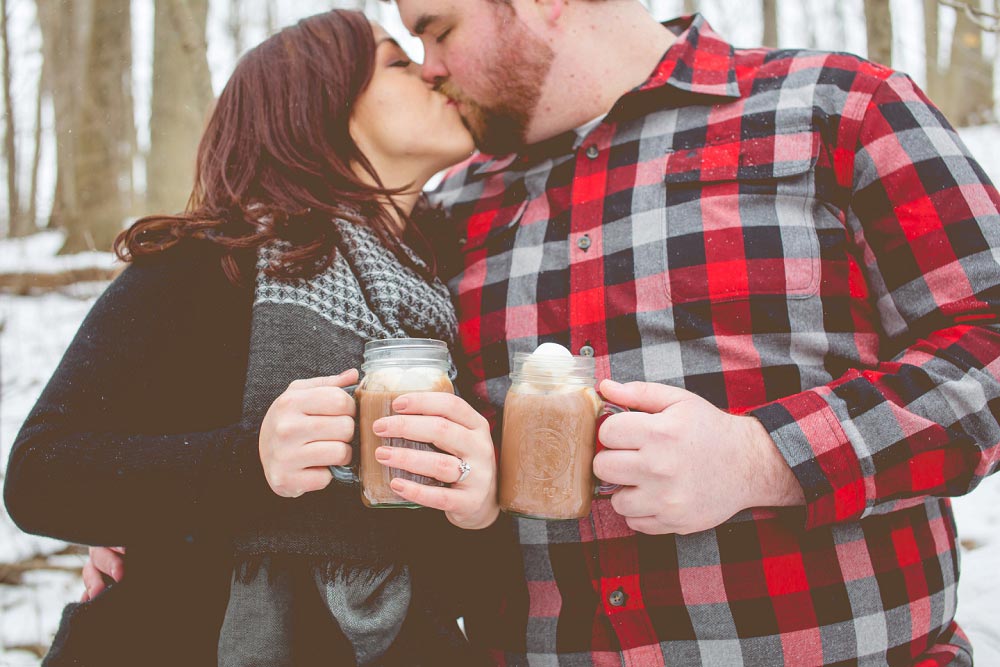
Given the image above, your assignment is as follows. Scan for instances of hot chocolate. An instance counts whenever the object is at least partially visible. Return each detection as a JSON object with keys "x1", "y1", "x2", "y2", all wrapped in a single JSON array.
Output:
[
  {"x1": 356, "y1": 340, "x2": 454, "y2": 508},
  {"x1": 499, "y1": 344, "x2": 605, "y2": 520},
  {"x1": 500, "y1": 384, "x2": 602, "y2": 519}
]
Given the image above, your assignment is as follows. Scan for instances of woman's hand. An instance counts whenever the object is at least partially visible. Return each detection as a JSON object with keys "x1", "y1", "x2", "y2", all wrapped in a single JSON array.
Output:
[
  {"x1": 372, "y1": 393, "x2": 499, "y2": 530},
  {"x1": 259, "y1": 370, "x2": 359, "y2": 498},
  {"x1": 80, "y1": 546, "x2": 126, "y2": 602}
]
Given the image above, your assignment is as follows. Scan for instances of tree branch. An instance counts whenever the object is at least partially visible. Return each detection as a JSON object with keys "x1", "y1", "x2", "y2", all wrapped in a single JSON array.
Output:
[{"x1": 938, "y1": 0, "x2": 1000, "y2": 32}]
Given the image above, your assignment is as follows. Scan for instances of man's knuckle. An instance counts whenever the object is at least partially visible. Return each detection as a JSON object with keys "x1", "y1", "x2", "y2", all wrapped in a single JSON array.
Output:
[
  {"x1": 610, "y1": 492, "x2": 628, "y2": 515},
  {"x1": 649, "y1": 457, "x2": 673, "y2": 478}
]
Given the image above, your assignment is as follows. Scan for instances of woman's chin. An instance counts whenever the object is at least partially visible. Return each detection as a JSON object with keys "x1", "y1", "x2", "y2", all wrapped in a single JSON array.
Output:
[{"x1": 432, "y1": 142, "x2": 476, "y2": 173}]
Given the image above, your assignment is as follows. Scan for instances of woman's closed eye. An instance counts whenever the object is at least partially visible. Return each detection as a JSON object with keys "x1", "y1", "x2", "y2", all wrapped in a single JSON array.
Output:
[{"x1": 390, "y1": 58, "x2": 412, "y2": 68}]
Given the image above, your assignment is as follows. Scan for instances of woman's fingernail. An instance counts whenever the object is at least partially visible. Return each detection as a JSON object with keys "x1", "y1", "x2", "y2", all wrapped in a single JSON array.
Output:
[
  {"x1": 393, "y1": 397, "x2": 409, "y2": 411},
  {"x1": 373, "y1": 420, "x2": 387, "y2": 435},
  {"x1": 603, "y1": 379, "x2": 622, "y2": 390},
  {"x1": 375, "y1": 447, "x2": 391, "y2": 461},
  {"x1": 390, "y1": 479, "x2": 405, "y2": 493}
]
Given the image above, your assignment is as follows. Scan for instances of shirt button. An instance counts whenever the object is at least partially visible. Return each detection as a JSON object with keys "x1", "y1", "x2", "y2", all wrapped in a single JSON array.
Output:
[
  {"x1": 458, "y1": 237, "x2": 467, "y2": 247},
  {"x1": 585, "y1": 145, "x2": 600, "y2": 160},
  {"x1": 577, "y1": 234, "x2": 592, "y2": 250},
  {"x1": 580, "y1": 345, "x2": 595, "y2": 357},
  {"x1": 608, "y1": 588, "x2": 627, "y2": 607}
]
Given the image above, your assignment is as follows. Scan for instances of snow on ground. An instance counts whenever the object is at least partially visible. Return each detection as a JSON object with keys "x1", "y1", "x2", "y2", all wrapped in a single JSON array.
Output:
[
  {"x1": 0, "y1": 231, "x2": 118, "y2": 276},
  {"x1": 0, "y1": 127, "x2": 999, "y2": 664}
]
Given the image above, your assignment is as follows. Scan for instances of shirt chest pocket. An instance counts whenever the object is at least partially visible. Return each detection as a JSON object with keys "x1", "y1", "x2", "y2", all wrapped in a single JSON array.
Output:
[{"x1": 660, "y1": 132, "x2": 823, "y2": 305}]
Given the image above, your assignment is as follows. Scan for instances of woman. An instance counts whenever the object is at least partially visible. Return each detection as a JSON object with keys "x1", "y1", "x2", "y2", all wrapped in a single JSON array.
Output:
[{"x1": 3, "y1": 10, "x2": 504, "y2": 666}]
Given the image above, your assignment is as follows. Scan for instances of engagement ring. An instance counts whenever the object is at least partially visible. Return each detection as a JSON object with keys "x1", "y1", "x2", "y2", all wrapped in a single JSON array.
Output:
[{"x1": 456, "y1": 458, "x2": 472, "y2": 483}]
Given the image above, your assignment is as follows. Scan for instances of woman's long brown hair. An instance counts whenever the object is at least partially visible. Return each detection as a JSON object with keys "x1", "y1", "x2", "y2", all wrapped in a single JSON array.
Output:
[{"x1": 115, "y1": 10, "x2": 432, "y2": 285}]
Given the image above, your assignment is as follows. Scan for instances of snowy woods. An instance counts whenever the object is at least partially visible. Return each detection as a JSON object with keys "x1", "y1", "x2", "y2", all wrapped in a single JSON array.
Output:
[
  {"x1": 0, "y1": 1, "x2": 997, "y2": 250},
  {"x1": 0, "y1": 1, "x2": 998, "y2": 665}
]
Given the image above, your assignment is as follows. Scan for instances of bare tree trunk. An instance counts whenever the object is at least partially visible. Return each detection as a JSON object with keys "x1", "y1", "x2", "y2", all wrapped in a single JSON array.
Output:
[
  {"x1": 942, "y1": 1, "x2": 995, "y2": 125},
  {"x1": 864, "y1": 0, "x2": 893, "y2": 67},
  {"x1": 147, "y1": 0, "x2": 212, "y2": 216},
  {"x1": 1, "y1": 0, "x2": 22, "y2": 237},
  {"x1": 762, "y1": 0, "x2": 779, "y2": 48},
  {"x1": 117, "y1": 6, "x2": 138, "y2": 220},
  {"x1": 36, "y1": 0, "x2": 84, "y2": 232},
  {"x1": 264, "y1": 0, "x2": 277, "y2": 37},
  {"x1": 833, "y1": 1, "x2": 850, "y2": 49},
  {"x1": 228, "y1": 0, "x2": 243, "y2": 59},
  {"x1": 925, "y1": 0, "x2": 942, "y2": 103},
  {"x1": 61, "y1": 0, "x2": 131, "y2": 253},
  {"x1": 27, "y1": 55, "x2": 43, "y2": 231}
]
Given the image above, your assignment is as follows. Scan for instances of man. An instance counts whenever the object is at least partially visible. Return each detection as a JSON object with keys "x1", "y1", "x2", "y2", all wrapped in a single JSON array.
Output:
[
  {"x1": 388, "y1": 0, "x2": 998, "y2": 665},
  {"x1": 83, "y1": 1, "x2": 999, "y2": 664}
]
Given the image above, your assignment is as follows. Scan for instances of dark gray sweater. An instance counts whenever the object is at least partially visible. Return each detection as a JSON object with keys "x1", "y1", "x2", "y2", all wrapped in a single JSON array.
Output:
[
  {"x1": 3, "y1": 239, "x2": 504, "y2": 666},
  {"x1": 221, "y1": 220, "x2": 462, "y2": 667}
]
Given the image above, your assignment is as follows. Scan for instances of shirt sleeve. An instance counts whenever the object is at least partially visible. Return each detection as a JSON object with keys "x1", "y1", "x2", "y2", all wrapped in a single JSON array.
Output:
[{"x1": 750, "y1": 71, "x2": 1000, "y2": 530}]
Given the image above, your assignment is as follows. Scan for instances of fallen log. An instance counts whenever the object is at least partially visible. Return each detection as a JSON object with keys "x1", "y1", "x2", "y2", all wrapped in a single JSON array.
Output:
[{"x1": 0, "y1": 266, "x2": 123, "y2": 295}]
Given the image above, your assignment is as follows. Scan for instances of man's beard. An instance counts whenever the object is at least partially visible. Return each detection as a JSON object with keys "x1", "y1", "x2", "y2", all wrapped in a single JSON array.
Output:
[{"x1": 439, "y1": 23, "x2": 554, "y2": 156}]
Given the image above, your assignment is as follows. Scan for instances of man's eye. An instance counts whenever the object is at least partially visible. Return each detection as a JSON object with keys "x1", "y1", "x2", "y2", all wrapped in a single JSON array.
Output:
[{"x1": 436, "y1": 29, "x2": 452, "y2": 44}]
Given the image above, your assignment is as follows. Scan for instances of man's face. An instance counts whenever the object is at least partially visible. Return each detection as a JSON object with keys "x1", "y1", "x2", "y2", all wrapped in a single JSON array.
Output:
[{"x1": 396, "y1": 0, "x2": 555, "y2": 155}]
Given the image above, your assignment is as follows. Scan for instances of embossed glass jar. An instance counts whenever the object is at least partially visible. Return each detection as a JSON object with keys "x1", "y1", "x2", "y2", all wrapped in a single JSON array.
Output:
[
  {"x1": 498, "y1": 353, "x2": 616, "y2": 520},
  {"x1": 357, "y1": 339, "x2": 454, "y2": 508}
]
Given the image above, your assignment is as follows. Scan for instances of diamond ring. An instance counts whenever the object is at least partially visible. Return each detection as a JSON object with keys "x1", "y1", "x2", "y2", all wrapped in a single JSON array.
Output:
[{"x1": 456, "y1": 458, "x2": 472, "y2": 483}]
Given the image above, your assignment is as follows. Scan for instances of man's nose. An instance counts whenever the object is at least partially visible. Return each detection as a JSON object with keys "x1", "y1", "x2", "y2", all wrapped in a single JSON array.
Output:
[{"x1": 421, "y1": 52, "x2": 448, "y2": 84}]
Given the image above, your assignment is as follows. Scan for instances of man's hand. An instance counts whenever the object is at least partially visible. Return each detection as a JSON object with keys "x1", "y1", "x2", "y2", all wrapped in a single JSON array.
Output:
[
  {"x1": 595, "y1": 380, "x2": 804, "y2": 535},
  {"x1": 259, "y1": 369, "x2": 359, "y2": 498}
]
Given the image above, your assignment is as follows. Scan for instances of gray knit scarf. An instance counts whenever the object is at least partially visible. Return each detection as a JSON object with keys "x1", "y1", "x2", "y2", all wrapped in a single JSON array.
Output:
[{"x1": 217, "y1": 219, "x2": 457, "y2": 667}]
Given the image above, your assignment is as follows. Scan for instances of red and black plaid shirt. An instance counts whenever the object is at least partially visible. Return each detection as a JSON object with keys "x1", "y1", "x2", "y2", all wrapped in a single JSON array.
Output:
[{"x1": 431, "y1": 15, "x2": 1000, "y2": 667}]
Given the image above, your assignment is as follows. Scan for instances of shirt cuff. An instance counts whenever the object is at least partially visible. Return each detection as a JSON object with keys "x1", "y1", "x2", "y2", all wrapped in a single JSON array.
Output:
[{"x1": 749, "y1": 389, "x2": 867, "y2": 530}]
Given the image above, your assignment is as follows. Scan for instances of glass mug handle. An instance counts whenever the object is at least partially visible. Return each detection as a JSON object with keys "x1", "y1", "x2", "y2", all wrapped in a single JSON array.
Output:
[
  {"x1": 595, "y1": 401, "x2": 627, "y2": 497},
  {"x1": 329, "y1": 464, "x2": 359, "y2": 484}
]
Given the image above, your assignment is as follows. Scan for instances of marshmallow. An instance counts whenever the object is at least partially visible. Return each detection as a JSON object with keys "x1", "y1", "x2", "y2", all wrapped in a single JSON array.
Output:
[
  {"x1": 532, "y1": 342, "x2": 573, "y2": 358},
  {"x1": 522, "y1": 343, "x2": 577, "y2": 383},
  {"x1": 363, "y1": 366, "x2": 404, "y2": 392},
  {"x1": 364, "y1": 365, "x2": 450, "y2": 393}
]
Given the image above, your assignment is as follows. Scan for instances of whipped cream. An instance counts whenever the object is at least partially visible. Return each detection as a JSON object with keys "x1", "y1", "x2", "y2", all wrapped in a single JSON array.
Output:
[{"x1": 362, "y1": 365, "x2": 450, "y2": 393}]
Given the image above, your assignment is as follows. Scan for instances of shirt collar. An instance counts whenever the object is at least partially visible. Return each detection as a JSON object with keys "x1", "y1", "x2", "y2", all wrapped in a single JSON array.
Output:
[
  {"x1": 638, "y1": 13, "x2": 740, "y2": 99},
  {"x1": 470, "y1": 14, "x2": 741, "y2": 177}
]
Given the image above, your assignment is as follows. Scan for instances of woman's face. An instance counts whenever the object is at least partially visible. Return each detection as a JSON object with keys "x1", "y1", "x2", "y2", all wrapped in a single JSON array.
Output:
[{"x1": 350, "y1": 24, "x2": 474, "y2": 180}]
